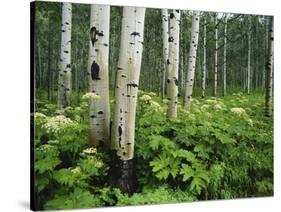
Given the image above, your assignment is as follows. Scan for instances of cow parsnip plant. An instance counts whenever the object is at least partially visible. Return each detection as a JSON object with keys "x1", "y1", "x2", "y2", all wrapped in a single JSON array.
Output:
[{"x1": 33, "y1": 91, "x2": 273, "y2": 209}]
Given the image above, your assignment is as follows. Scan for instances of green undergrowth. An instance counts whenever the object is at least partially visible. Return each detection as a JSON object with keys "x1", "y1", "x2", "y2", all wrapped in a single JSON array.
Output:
[{"x1": 33, "y1": 90, "x2": 273, "y2": 210}]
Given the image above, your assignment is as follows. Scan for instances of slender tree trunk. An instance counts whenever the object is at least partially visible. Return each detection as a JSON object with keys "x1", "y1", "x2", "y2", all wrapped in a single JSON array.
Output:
[
  {"x1": 262, "y1": 16, "x2": 269, "y2": 89},
  {"x1": 36, "y1": 42, "x2": 41, "y2": 89},
  {"x1": 110, "y1": 7, "x2": 146, "y2": 193},
  {"x1": 180, "y1": 30, "x2": 184, "y2": 97},
  {"x1": 213, "y1": 14, "x2": 218, "y2": 96},
  {"x1": 47, "y1": 12, "x2": 53, "y2": 102},
  {"x1": 161, "y1": 9, "x2": 169, "y2": 99},
  {"x1": 87, "y1": 5, "x2": 111, "y2": 148},
  {"x1": 247, "y1": 17, "x2": 252, "y2": 94},
  {"x1": 166, "y1": 10, "x2": 180, "y2": 119},
  {"x1": 223, "y1": 16, "x2": 227, "y2": 96},
  {"x1": 265, "y1": 16, "x2": 273, "y2": 116},
  {"x1": 57, "y1": 3, "x2": 72, "y2": 109},
  {"x1": 183, "y1": 12, "x2": 200, "y2": 110},
  {"x1": 202, "y1": 17, "x2": 207, "y2": 98}
]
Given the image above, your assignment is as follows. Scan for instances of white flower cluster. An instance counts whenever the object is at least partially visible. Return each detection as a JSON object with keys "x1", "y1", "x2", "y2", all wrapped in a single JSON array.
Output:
[
  {"x1": 43, "y1": 115, "x2": 74, "y2": 134},
  {"x1": 247, "y1": 118, "x2": 253, "y2": 127},
  {"x1": 150, "y1": 100, "x2": 162, "y2": 112},
  {"x1": 82, "y1": 92, "x2": 100, "y2": 101},
  {"x1": 230, "y1": 107, "x2": 246, "y2": 116},
  {"x1": 70, "y1": 166, "x2": 81, "y2": 174},
  {"x1": 204, "y1": 98, "x2": 225, "y2": 111},
  {"x1": 139, "y1": 94, "x2": 152, "y2": 102},
  {"x1": 37, "y1": 144, "x2": 55, "y2": 153},
  {"x1": 232, "y1": 92, "x2": 243, "y2": 96},
  {"x1": 34, "y1": 112, "x2": 46, "y2": 119},
  {"x1": 138, "y1": 89, "x2": 145, "y2": 95},
  {"x1": 162, "y1": 99, "x2": 170, "y2": 104},
  {"x1": 82, "y1": 147, "x2": 97, "y2": 155},
  {"x1": 34, "y1": 112, "x2": 47, "y2": 125},
  {"x1": 148, "y1": 92, "x2": 156, "y2": 96}
]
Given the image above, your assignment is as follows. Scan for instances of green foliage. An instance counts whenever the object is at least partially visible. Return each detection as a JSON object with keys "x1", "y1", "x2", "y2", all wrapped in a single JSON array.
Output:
[
  {"x1": 44, "y1": 188, "x2": 103, "y2": 210},
  {"x1": 35, "y1": 144, "x2": 61, "y2": 174},
  {"x1": 34, "y1": 89, "x2": 273, "y2": 209},
  {"x1": 135, "y1": 92, "x2": 273, "y2": 199},
  {"x1": 114, "y1": 186, "x2": 194, "y2": 206}
]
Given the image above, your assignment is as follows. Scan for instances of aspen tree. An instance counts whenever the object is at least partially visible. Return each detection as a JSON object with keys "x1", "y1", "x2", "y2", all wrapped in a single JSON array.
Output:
[
  {"x1": 202, "y1": 17, "x2": 207, "y2": 98},
  {"x1": 183, "y1": 12, "x2": 200, "y2": 109},
  {"x1": 166, "y1": 10, "x2": 180, "y2": 119},
  {"x1": 213, "y1": 13, "x2": 218, "y2": 97},
  {"x1": 57, "y1": 3, "x2": 72, "y2": 109},
  {"x1": 223, "y1": 15, "x2": 228, "y2": 96},
  {"x1": 247, "y1": 16, "x2": 252, "y2": 94},
  {"x1": 88, "y1": 5, "x2": 110, "y2": 147},
  {"x1": 265, "y1": 16, "x2": 273, "y2": 116},
  {"x1": 161, "y1": 9, "x2": 169, "y2": 99},
  {"x1": 110, "y1": 7, "x2": 146, "y2": 193}
]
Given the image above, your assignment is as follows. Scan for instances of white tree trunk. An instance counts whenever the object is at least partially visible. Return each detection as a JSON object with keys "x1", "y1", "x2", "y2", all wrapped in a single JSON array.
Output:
[
  {"x1": 183, "y1": 12, "x2": 200, "y2": 109},
  {"x1": 202, "y1": 17, "x2": 207, "y2": 98},
  {"x1": 166, "y1": 10, "x2": 180, "y2": 119},
  {"x1": 213, "y1": 14, "x2": 218, "y2": 97},
  {"x1": 265, "y1": 16, "x2": 273, "y2": 116},
  {"x1": 161, "y1": 9, "x2": 169, "y2": 99},
  {"x1": 88, "y1": 5, "x2": 110, "y2": 147},
  {"x1": 111, "y1": 7, "x2": 146, "y2": 160},
  {"x1": 223, "y1": 16, "x2": 228, "y2": 96},
  {"x1": 247, "y1": 17, "x2": 252, "y2": 94},
  {"x1": 58, "y1": 3, "x2": 72, "y2": 109}
]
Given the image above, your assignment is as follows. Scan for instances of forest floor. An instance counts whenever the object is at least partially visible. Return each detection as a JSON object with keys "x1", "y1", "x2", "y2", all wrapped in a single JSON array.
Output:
[{"x1": 33, "y1": 90, "x2": 273, "y2": 210}]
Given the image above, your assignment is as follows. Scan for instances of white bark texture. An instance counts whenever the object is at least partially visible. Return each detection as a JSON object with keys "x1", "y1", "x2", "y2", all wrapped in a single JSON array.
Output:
[
  {"x1": 247, "y1": 17, "x2": 252, "y2": 94},
  {"x1": 213, "y1": 14, "x2": 218, "y2": 97},
  {"x1": 166, "y1": 10, "x2": 180, "y2": 119},
  {"x1": 202, "y1": 17, "x2": 207, "y2": 98},
  {"x1": 161, "y1": 9, "x2": 169, "y2": 98},
  {"x1": 88, "y1": 5, "x2": 110, "y2": 147},
  {"x1": 223, "y1": 16, "x2": 228, "y2": 96},
  {"x1": 184, "y1": 12, "x2": 200, "y2": 109},
  {"x1": 265, "y1": 16, "x2": 273, "y2": 116},
  {"x1": 111, "y1": 7, "x2": 146, "y2": 160},
  {"x1": 58, "y1": 3, "x2": 72, "y2": 109}
]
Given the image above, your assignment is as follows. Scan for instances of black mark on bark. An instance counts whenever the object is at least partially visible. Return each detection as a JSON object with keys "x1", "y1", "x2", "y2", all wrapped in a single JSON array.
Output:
[{"x1": 91, "y1": 61, "x2": 101, "y2": 80}]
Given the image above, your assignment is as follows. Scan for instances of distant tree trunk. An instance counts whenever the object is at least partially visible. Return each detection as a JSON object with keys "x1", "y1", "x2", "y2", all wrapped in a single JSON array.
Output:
[
  {"x1": 166, "y1": 10, "x2": 180, "y2": 119},
  {"x1": 223, "y1": 16, "x2": 227, "y2": 96},
  {"x1": 213, "y1": 14, "x2": 218, "y2": 97},
  {"x1": 247, "y1": 17, "x2": 252, "y2": 94},
  {"x1": 47, "y1": 12, "x2": 53, "y2": 102},
  {"x1": 262, "y1": 16, "x2": 269, "y2": 89},
  {"x1": 161, "y1": 9, "x2": 169, "y2": 99},
  {"x1": 183, "y1": 12, "x2": 200, "y2": 109},
  {"x1": 88, "y1": 5, "x2": 111, "y2": 148},
  {"x1": 110, "y1": 7, "x2": 146, "y2": 194},
  {"x1": 57, "y1": 3, "x2": 72, "y2": 109},
  {"x1": 37, "y1": 42, "x2": 42, "y2": 89},
  {"x1": 202, "y1": 17, "x2": 207, "y2": 98},
  {"x1": 265, "y1": 16, "x2": 273, "y2": 116}
]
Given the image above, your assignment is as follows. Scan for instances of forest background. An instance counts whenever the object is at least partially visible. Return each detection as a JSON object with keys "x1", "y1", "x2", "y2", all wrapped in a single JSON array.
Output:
[{"x1": 0, "y1": 0, "x2": 280, "y2": 212}]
